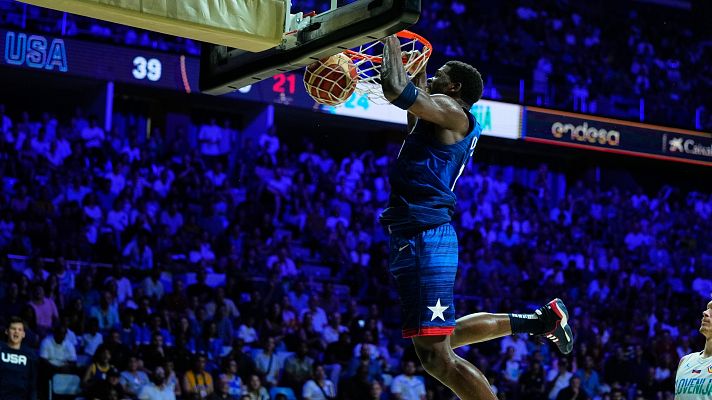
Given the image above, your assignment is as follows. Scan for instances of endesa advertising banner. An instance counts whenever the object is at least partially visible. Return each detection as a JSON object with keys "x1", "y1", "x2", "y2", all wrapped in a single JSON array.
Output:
[{"x1": 524, "y1": 107, "x2": 712, "y2": 167}]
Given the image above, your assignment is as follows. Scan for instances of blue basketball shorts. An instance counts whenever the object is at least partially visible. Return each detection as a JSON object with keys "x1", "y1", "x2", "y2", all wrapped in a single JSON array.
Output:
[{"x1": 388, "y1": 223, "x2": 458, "y2": 338}]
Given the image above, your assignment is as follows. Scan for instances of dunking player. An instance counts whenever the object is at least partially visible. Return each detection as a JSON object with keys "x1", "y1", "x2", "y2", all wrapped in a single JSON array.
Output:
[
  {"x1": 675, "y1": 300, "x2": 712, "y2": 398},
  {"x1": 378, "y1": 35, "x2": 574, "y2": 400},
  {"x1": 0, "y1": 317, "x2": 37, "y2": 400}
]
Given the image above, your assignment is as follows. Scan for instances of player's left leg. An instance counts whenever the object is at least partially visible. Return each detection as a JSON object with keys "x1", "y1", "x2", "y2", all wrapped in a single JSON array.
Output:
[
  {"x1": 413, "y1": 334, "x2": 497, "y2": 400},
  {"x1": 450, "y1": 299, "x2": 574, "y2": 354},
  {"x1": 450, "y1": 312, "x2": 512, "y2": 348}
]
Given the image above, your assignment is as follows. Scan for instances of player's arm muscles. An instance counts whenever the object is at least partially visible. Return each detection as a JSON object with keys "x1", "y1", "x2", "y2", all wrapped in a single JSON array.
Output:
[{"x1": 380, "y1": 36, "x2": 468, "y2": 133}]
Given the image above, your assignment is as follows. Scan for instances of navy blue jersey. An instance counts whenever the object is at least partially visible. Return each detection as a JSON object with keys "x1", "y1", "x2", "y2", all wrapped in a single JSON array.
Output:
[
  {"x1": 379, "y1": 108, "x2": 481, "y2": 234},
  {"x1": 0, "y1": 342, "x2": 37, "y2": 400}
]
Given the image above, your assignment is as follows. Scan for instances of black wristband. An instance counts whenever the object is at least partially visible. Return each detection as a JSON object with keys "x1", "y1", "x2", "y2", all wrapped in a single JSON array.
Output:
[{"x1": 391, "y1": 81, "x2": 419, "y2": 110}]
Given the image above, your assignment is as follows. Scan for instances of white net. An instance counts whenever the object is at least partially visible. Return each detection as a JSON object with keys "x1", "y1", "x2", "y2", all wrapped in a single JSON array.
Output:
[{"x1": 345, "y1": 31, "x2": 432, "y2": 104}]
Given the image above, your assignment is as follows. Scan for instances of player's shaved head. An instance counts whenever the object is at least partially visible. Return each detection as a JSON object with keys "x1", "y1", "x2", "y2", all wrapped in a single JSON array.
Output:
[{"x1": 444, "y1": 60, "x2": 483, "y2": 106}]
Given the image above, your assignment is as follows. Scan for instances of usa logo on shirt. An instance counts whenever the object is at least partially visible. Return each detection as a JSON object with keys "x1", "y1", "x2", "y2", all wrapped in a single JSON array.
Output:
[{"x1": 707, "y1": 366, "x2": 712, "y2": 374}]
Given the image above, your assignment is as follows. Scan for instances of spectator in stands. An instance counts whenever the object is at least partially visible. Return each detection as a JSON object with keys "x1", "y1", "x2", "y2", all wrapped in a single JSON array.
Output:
[
  {"x1": 82, "y1": 344, "x2": 114, "y2": 392},
  {"x1": 120, "y1": 355, "x2": 150, "y2": 398},
  {"x1": 244, "y1": 374, "x2": 269, "y2": 400},
  {"x1": 555, "y1": 375, "x2": 589, "y2": 400},
  {"x1": 391, "y1": 360, "x2": 425, "y2": 400},
  {"x1": 520, "y1": 360, "x2": 547, "y2": 400},
  {"x1": 219, "y1": 358, "x2": 246, "y2": 398},
  {"x1": 546, "y1": 358, "x2": 580, "y2": 400},
  {"x1": 90, "y1": 291, "x2": 120, "y2": 331},
  {"x1": 254, "y1": 336, "x2": 282, "y2": 388},
  {"x1": 142, "y1": 269, "x2": 165, "y2": 302},
  {"x1": 283, "y1": 341, "x2": 315, "y2": 392},
  {"x1": 81, "y1": 116, "x2": 105, "y2": 150},
  {"x1": 183, "y1": 353, "x2": 214, "y2": 399},
  {"x1": 575, "y1": 356, "x2": 601, "y2": 399},
  {"x1": 302, "y1": 363, "x2": 336, "y2": 400},
  {"x1": 39, "y1": 324, "x2": 77, "y2": 371},
  {"x1": 138, "y1": 366, "x2": 176, "y2": 400},
  {"x1": 82, "y1": 317, "x2": 104, "y2": 356},
  {"x1": 28, "y1": 284, "x2": 58, "y2": 335},
  {"x1": 86, "y1": 367, "x2": 129, "y2": 400}
]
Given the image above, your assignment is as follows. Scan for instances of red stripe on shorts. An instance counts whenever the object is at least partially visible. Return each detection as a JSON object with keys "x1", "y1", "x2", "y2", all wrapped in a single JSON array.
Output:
[{"x1": 402, "y1": 326, "x2": 455, "y2": 338}]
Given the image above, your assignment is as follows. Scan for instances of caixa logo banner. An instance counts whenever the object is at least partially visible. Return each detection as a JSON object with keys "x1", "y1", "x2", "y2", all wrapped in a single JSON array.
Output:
[{"x1": 524, "y1": 107, "x2": 712, "y2": 167}]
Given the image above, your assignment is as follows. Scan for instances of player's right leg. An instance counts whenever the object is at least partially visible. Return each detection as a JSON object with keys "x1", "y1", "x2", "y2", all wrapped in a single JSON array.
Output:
[
  {"x1": 450, "y1": 299, "x2": 574, "y2": 354},
  {"x1": 412, "y1": 334, "x2": 497, "y2": 400}
]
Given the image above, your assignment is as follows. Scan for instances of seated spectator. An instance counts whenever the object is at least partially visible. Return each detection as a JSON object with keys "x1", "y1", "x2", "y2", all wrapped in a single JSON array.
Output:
[
  {"x1": 520, "y1": 360, "x2": 546, "y2": 400},
  {"x1": 237, "y1": 316, "x2": 259, "y2": 346},
  {"x1": 81, "y1": 116, "x2": 105, "y2": 149},
  {"x1": 138, "y1": 366, "x2": 176, "y2": 400},
  {"x1": 574, "y1": 356, "x2": 600, "y2": 399},
  {"x1": 556, "y1": 376, "x2": 589, "y2": 400},
  {"x1": 253, "y1": 336, "x2": 282, "y2": 388},
  {"x1": 546, "y1": 357, "x2": 574, "y2": 400},
  {"x1": 90, "y1": 291, "x2": 120, "y2": 331},
  {"x1": 324, "y1": 333, "x2": 352, "y2": 375},
  {"x1": 300, "y1": 296, "x2": 328, "y2": 334},
  {"x1": 142, "y1": 333, "x2": 170, "y2": 371},
  {"x1": 339, "y1": 364, "x2": 373, "y2": 400},
  {"x1": 391, "y1": 360, "x2": 425, "y2": 400},
  {"x1": 28, "y1": 284, "x2": 59, "y2": 335},
  {"x1": 244, "y1": 374, "x2": 269, "y2": 400},
  {"x1": 82, "y1": 344, "x2": 114, "y2": 393},
  {"x1": 266, "y1": 246, "x2": 297, "y2": 278},
  {"x1": 187, "y1": 270, "x2": 212, "y2": 303},
  {"x1": 219, "y1": 358, "x2": 246, "y2": 398},
  {"x1": 183, "y1": 353, "x2": 215, "y2": 399},
  {"x1": 369, "y1": 380, "x2": 387, "y2": 400},
  {"x1": 86, "y1": 367, "x2": 129, "y2": 400},
  {"x1": 39, "y1": 324, "x2": 77, "y2": 371},
  {"x1": 197, "y1": 321, "x2": 224, "y2": 363},
  {"x1": 142, "y1": 269, "x2": 165, "y2": 301},
  {"x1": 120, "y1": 355, "x2": 150, "y2": 398},
  {"x1": 302, "y1": 364, "x2": 336, "y2": 400},
  {"x1": 283, "y1": 341, "x2": 315, "y2": 392},
  {"x1": 104, "y1": 329, "x2": 131, "y2": 371},
  {"x1": 346, "y1": 343, "x2": 381, "y2": 382},
  {"x1": 205, "y1": 287, "x2": 240, "y2": 321},
  {"x1": 123, "y1": 232, "x2": 154, "y2": 270},
  {"x1": 82, "y1": 317, "x2": 104, "y2": 356}
]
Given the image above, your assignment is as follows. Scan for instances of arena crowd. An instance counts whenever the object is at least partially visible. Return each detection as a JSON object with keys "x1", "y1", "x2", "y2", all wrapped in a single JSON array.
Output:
[{"x1": 1, "y1": 100, "x2": 711, "y2": 400}]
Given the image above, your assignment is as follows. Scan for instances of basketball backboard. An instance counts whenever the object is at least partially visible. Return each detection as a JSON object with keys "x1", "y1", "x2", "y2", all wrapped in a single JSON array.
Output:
[{"x1": 199, "y1": 0, "x2": 421, "y2": 95}]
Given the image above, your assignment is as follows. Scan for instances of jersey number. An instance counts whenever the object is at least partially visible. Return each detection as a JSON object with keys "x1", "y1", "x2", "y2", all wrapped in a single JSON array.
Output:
[{"x1": 451, "y1": 136, "x2": 478, "y2": 190}]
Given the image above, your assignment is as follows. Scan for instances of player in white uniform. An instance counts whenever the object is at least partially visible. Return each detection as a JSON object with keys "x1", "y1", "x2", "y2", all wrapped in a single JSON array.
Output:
[{"x1": 675, "y1": 300, "x2": 712, "y2": 399}]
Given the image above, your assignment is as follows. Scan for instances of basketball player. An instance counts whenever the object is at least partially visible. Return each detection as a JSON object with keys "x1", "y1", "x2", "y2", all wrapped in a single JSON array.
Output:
[
  {"x1": 378, "y1": 35, "x2": 574, "y2": 400},
  {"x1": 675, "y1": 300, "x2": 712, "y2": 398},
  {"x1": 0, "y1": 317, "x2": 37, "y2": 400}
]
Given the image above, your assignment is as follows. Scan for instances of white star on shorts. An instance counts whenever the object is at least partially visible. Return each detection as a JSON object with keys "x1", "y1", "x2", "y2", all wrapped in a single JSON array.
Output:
[{"x1": 428, "y1": 299, "x2": 448, "y2": 321}]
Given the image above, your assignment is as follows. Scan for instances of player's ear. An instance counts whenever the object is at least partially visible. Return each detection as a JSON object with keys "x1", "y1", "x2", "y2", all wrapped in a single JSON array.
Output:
[{"x1": 450, "y1": 81, "x2": 462, "y2": 94}]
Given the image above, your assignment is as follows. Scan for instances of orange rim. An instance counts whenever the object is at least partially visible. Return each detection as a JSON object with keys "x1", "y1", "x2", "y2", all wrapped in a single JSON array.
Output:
[{"x1": 344, "y1": 30, "x2": 433, "y2": 64}]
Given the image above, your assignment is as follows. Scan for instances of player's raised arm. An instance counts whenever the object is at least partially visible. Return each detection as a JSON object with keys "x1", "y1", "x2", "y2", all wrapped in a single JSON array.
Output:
[{"x1": 380, "y1": 35, "x2": 468, "y2": 134}]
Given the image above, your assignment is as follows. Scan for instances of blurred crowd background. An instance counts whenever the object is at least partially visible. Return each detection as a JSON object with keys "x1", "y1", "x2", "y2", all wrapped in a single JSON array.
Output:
[
  {"x1": 1, "y1": 101, "x2": 711, "y2": 399},
  {"x1": 1, "y1": 0, "x2": 712, "y2": 400}
]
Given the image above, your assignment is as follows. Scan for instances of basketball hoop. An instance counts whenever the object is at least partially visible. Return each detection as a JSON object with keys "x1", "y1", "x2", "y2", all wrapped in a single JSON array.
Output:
[{"x1": 343, "y1": 30, "x2": 433, "y2": 103}]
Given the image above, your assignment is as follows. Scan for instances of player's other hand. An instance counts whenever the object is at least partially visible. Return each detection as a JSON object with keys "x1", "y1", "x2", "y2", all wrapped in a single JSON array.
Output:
[{"x1": 402, "y1": 50, "x2": 427, "y2": 77}]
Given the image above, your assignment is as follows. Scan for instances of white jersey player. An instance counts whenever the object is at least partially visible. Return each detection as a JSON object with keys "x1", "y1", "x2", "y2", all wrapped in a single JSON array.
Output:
[{"x1": 675, "y1": 300, "x2": 712, "y2": 399}]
